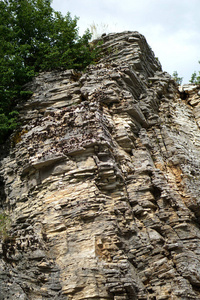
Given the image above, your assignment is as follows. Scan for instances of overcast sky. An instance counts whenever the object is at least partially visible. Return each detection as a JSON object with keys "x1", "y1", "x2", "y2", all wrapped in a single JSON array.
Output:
[{"x1": 52, "y1": 0, "x2": 200, "y2": 83}]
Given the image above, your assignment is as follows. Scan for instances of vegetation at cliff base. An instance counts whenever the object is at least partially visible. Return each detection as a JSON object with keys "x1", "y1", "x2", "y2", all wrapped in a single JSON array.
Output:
[{"x1": 0, "y1": 0, "x2": 98, "y2": 144}]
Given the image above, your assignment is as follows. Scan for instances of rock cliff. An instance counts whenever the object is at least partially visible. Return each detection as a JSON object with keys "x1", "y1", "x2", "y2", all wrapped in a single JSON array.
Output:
[{"x1": 1, "y1": 31, "x2": 200, "y2": 299}]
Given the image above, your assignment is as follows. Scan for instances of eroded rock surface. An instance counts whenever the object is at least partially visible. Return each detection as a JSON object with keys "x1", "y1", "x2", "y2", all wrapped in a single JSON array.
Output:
[{"x1": 1, "y1": 31, "x2": 200, "y2": 299}]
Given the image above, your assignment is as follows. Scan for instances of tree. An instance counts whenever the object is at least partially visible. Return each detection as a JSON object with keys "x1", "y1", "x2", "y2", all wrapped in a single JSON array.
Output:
[
  {"x1": 189, "y1": 71, "x2": 200, "y2": 84},
  {"x1": 189, "y1": 60, "x2": 200, "y2": 84},
  {"x1": 172, "y1": 71, "x2": 183, "y2": 85},
  {"x1": 0, "y1": 0, "x2": 97, "y2": 143}
]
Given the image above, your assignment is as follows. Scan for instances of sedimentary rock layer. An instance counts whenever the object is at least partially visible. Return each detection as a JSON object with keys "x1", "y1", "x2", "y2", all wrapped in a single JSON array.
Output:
[{"x1": 1, "y1": 31, "x2": 200, "y2": 299}]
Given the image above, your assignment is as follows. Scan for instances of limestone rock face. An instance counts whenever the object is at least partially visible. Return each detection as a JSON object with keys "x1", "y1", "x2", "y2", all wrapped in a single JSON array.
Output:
[{"x1": 1, "y1": 31, "x2": 200, "y2": 299}]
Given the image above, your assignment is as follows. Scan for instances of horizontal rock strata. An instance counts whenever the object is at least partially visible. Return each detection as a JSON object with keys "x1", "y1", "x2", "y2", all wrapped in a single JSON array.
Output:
[{"x1": 1, "y1": 31, "x2": 200, "y2": 299}]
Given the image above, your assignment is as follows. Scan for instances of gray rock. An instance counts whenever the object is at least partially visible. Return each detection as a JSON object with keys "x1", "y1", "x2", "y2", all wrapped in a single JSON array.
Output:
[{"x1": 1, "y1": 31, "x2": 200, "y2": 299}]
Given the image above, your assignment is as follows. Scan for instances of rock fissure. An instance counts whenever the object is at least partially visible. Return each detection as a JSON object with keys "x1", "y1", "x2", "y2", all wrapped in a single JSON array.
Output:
[{"x1": 1, "y1": 31, "x2": 200, "y2": 299}]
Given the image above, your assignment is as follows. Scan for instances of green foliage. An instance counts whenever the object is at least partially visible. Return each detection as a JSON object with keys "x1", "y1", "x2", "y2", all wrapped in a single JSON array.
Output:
[
  {"x1": 0, "y1": 0, "x2": 97, "y2": 144},
  {"x1": 190, "y1": 71, "x2": 200, "y2": 84},
  {"x1": 0, "y1": 110, "x2": 19, "y2": 143},
  {"x1": 0, "y1": 212, "x2": 11, "y2": 241},
  {"x1": 189, "y1": 61, "x2": 200, "y2": 84},
  {"x1": 172, "y1": 71, "x2": 183, "y2": 85}
]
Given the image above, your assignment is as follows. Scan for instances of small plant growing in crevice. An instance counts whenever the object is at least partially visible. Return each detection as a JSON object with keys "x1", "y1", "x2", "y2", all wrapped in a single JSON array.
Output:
[
  {"x1": 11, "y1": 128, "x2": 28, "y2": 147},
  {"x1": 0, "y1": 212, "x2": 11, "y2": 241}
]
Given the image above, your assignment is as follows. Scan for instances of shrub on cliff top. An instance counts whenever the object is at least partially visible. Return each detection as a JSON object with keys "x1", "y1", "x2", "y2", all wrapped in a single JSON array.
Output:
[{"x1": 0, "y1": 0, "x2": 97, "y2": 143}]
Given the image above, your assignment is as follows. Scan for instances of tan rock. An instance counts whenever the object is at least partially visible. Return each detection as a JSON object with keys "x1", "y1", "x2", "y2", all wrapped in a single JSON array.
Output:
[{"x1": 1, "y1": 32, "x2": 200, "y2": 299}]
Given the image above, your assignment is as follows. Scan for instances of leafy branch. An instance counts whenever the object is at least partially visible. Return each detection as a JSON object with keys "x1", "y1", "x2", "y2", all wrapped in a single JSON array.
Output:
[{"x1": 0, "y1": 0, "x2": 99, "y2": 144}]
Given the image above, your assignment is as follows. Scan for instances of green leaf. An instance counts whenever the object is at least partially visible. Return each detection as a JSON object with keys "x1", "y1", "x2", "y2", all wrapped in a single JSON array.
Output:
[{"x1": 0, "y1": 0, "x2": 99, "y2": 144}]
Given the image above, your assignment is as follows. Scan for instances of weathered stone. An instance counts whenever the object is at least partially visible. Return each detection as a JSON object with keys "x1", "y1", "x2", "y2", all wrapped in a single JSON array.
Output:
[{"x1": 1, "y1": 31, "x2": 200, "y2": 299}]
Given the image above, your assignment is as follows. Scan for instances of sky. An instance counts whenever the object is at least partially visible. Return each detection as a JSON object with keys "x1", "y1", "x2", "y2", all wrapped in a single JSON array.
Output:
[{"x1": 52, "y1": 0, "x2": 200, "y2": 84}]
